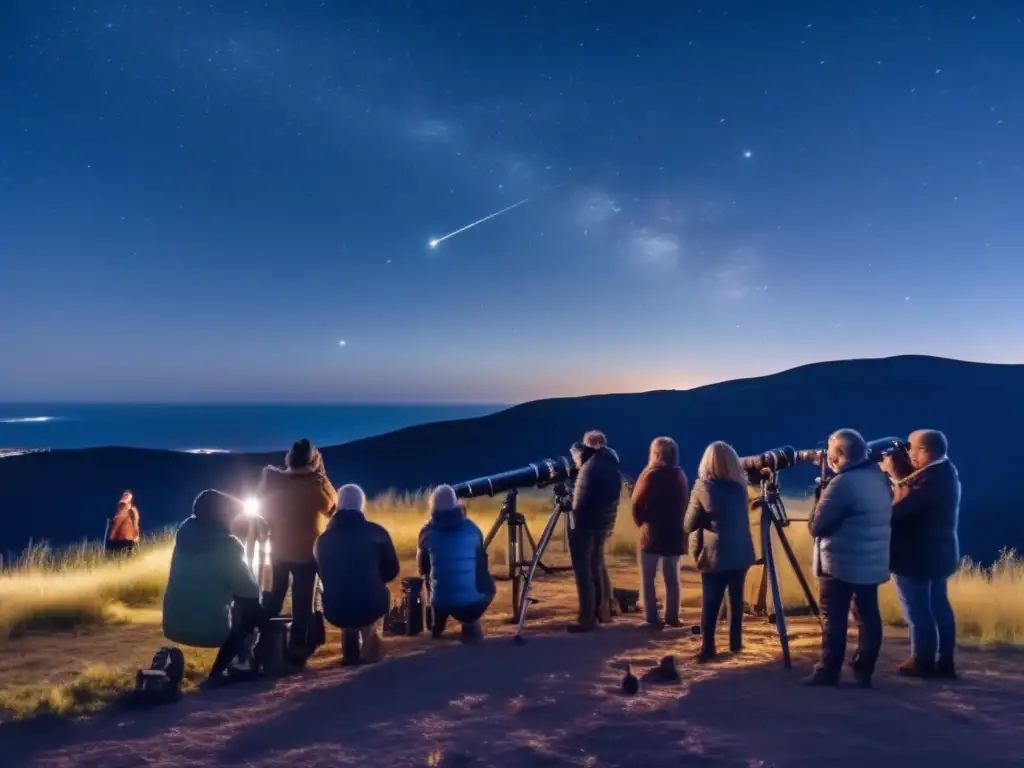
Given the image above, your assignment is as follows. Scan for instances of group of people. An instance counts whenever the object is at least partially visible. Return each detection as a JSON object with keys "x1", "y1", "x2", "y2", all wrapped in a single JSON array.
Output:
[
  {"x1": 628, "y1": 427, "x2": 961, "y2": 686},
  {"x1": 158, "y1": 425, "x2": 961, "y2": 689},
  {"x1": 161, "y1": 438, "x2": 499, "y2": 683}
]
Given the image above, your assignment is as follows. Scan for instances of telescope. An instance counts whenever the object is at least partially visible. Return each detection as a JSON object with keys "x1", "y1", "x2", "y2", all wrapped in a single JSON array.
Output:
[
  {"x1": 452, "y1": 456, "x2": 575, "y2": 499},
  {"x1": 793, "y1": 436, "x2": 909, "y2": 466}
]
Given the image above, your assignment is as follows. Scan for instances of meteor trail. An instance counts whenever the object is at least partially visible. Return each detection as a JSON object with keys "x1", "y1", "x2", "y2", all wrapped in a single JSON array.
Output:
[{"x1": 428, "y1": 197, "x2": 532, "y2": 249}]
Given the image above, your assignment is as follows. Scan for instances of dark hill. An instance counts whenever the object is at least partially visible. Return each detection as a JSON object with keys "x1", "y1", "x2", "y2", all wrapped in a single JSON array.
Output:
[{"x1": 1, "y1": 355, "x2": 1021, "y2": 563}]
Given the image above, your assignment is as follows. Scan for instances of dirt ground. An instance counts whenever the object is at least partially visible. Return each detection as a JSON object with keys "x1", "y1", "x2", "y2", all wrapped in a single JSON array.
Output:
[{"x1": 1, "y1": 560, "x2": 1022, "y2": 767}]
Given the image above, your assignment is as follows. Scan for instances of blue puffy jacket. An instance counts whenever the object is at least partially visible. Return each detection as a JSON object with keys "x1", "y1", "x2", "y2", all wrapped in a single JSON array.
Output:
[{"x1": 417, "y1": 508, "x2": 495, "y2": 614}]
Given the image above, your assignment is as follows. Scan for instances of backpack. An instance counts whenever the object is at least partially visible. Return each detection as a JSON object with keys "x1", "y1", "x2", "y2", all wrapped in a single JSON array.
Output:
[{"x1": 130, "y1": 646, "x2": 185, "y2": 707}]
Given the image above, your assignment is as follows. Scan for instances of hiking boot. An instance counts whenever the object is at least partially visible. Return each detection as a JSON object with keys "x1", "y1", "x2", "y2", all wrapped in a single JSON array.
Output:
[
  {"x1": 896, "y1": 657, "x2": 935, "y2": 678},
  {"x1": 802, "y1": 669, "x2": 840, "y2": 687},
  {"x1": 460, "y1": 620, "x2": 485, "y2": 644},
  {"x1": 665, "y1": 618, "x2": 682, "y2": 628},
  {"x1": 695, "y1": 649, "x2": 717, "y2": 664},
  {"x1": 850, "y1": 656, "x2": 872, "y2": 688},
  {"x1": 934, "y1": 659, "x2": 958, "y2": 679},
  {"x1": 640, "y1": 619, "x2": 665, "y2": 631}
]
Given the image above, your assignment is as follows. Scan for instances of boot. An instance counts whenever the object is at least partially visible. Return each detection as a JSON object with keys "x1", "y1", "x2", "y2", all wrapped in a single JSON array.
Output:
[
  {"x1": 934, "y1": 658, "x2": 957, "y2": 679},
  {"x1": 801, "y1": 668, "x2": 840, "y2": 687},
  {"x1": 567, "y1": 616, "x2": 598, "y2": 634},
  {"x1": 459, "y1": 620, "x2": 484, "y2": 644},
  {"x1": 360, "y1": 625, "x2": 386, "y2": 663},
  {"x1": 896, "y1": 657, "x2": 935, "y2": 678}
]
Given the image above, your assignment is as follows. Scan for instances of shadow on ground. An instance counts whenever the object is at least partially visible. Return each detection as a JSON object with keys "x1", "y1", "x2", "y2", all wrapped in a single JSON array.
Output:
[{"x1": 3, "y1": 615, "x2": 1023, "y2": 768}]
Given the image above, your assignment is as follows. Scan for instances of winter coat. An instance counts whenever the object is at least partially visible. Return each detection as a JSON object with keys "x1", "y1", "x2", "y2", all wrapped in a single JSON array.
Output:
[
  {"x1": 631, "y1": 464, "x2": 690, "y2": 556},
  {"x1": 257, "y1": 465, "x2": 337, "y2": 564},
  {"x1": 809, "y1": 461, "x2": 893, "y2": 585},
  {"x1": 108, "y1": 503, "x2": 140, "y2": 542},
  {"x1": 683, "y1": 477, "x2": 756, "y2": 573},
  {"x1": 417, "y1": 508, "x2": 495, "y2": 614},
  {"x1": 162, "y1": 516, "x2": 261, "y2": 648},
  {"x1": 890, "y1": 458, "x2": 961, "y2": 580},
  {"x1": 314, "y1": 508, "x2": 400, "y2": 629},
  {"x1": 572, "y1": 447, "x2": 622, "y2": 532}
]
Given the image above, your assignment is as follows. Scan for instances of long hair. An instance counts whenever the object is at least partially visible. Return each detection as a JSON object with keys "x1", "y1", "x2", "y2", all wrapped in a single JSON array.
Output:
[
  {"x1": 697, "y1": 441, "x2": 747, "y2": 486},
  {"x1": 646, "y1": 436, "x2": 679, "y2": 469}
]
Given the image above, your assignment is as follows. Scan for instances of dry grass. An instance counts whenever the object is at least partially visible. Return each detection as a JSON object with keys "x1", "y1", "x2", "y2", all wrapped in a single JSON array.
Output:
[{"x1": 1, "y1": 489, "x2": 1023, "y2": 721}]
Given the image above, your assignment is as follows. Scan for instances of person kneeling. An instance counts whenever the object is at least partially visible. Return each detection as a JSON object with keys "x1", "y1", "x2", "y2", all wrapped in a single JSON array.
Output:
[
  {"x1": 162, "y1": 489, "x2": 264, "y2": 686},
  {"x1": 417, "y1": 485, "x2": 496, "y2": 643},
  {"x1": 315, "y1": 484, "x2": 400, "y2": 666}
]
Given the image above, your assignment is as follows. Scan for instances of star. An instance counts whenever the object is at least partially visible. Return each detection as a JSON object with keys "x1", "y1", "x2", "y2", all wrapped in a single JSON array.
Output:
[
  {"x1": 743, "y1": 150, "x2": 753, "y2": 159},
  {"x1": 338, "y1": 340, "x2": 347, "y2": 347}
]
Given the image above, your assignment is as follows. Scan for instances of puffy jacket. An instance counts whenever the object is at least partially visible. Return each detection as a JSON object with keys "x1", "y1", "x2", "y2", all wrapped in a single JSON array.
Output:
[
  {"x1": 809, "y1": 461, "x2": 893, "y2": 585},
  {"x1": 890, "y1": 458, "x2": 961, "y2": 580},
  {"x1": 315, "y1": 508, "x2": 400, "y2": 629},
  {"x1": 257, "y1": 465, "x2": 337, "y2": 563},
  {"x1": 162, "y1": 516, "x2": 260, "y2": 648},
  {"x1": 683, "y1": 477, "x2": 756, "y2": 573},
  {"x1": 417, "y1": 508, "x2": 495, "y2": 613},
  {"x1": 572, "y1": 447, "x2": 622, "y2": 532},
  {"x1": 631, "y1": 463, "x2": 690, "y2": 556}
]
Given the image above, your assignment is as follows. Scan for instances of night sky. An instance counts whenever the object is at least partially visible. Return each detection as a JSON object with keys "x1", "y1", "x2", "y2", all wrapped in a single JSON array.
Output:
[{"x1": 2, "y1": 2, "x2": 1022, "y2": 404}]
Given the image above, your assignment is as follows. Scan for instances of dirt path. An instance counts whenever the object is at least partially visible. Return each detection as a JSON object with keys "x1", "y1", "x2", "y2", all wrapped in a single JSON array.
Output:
[{"x1": 2, "y1": 567, "x2": 1022, "y2": 767}]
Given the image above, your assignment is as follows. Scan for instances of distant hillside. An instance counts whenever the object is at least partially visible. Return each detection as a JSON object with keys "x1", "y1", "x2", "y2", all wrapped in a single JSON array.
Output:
[{"x1": 1, "y1": 355, "x2": 1020, "y2": 563}]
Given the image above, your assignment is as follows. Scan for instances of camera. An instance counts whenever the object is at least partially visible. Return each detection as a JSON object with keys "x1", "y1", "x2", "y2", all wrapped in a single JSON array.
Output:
[{"x1": 740, "y1": 446, "x2": 799, "y2": 475}]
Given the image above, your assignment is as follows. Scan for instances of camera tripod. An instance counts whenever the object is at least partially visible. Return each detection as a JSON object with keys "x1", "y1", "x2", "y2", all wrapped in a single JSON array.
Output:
[
  {"x1": 482, "y1": 486, "x2": 573, "y2": 622},
  {"x1": 747, "y1": 468, "x2": 820, "y2": 668}
]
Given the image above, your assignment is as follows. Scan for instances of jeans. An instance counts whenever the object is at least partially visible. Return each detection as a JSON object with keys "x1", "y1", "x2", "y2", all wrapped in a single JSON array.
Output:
[
  {"x1": 568, "y1": 528, "x2": 611, "y2": 624},
  {"x1": 816, "y1": 577, "x2": 883, "y2": 680},
  {"x1": 430, "y1": 600, "x2": 492, "y2": 636},
  {"x1": 700, "y1": 569, "x2": 746, "y2": 654},
  {"x1": 892, "y1": 575, "x2": 956, "y2": 664},
  {"x1": 210, "y1": 597, "x2": 266, "y2": 678},
  {"x1": 264, "y1": 559, "x2": 319, "y2": 652},
  {"x1": 639, "y1": 552, "x2": 680, "y2": 624}
]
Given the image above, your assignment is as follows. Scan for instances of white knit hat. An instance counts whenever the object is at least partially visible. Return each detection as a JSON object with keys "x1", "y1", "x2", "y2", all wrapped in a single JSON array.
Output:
[
  {"x1": 429, "y1": 484, "x2": 459, "y2": 512},
  {"x1": 337, "y1": 483, "x2": 366, "y2": 512}
]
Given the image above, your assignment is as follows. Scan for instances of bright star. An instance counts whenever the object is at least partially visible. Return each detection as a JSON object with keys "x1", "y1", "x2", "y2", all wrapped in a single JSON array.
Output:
[
  {"x1": 429, "y1": 239, "x2": 439, "y2": 249},
  {"x1": 743, "y1": 150, "x2": 753, "y2": 159},
  {"x1": 338, "y1": 339, "x2": 347, "y2": 347}
]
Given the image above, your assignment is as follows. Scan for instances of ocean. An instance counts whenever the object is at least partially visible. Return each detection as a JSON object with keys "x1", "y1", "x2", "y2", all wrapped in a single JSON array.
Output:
[{"x1": 0, "y1": 403, "x2": 506, "y2": 453}]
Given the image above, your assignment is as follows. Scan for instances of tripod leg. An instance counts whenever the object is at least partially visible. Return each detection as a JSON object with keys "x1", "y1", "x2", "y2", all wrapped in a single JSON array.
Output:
[
  {"x1": 762, "y1": 520, "x2": 792, "y2": 669},
  {"x1": 513, "y1": 507, "x2": 564, "y2": 641},
  {"x1": 482, "y1": 511, "x2": 505, "y2": 552},
  {"x1": 774, "y1": 523, "x2": 820, "y2": 619}
]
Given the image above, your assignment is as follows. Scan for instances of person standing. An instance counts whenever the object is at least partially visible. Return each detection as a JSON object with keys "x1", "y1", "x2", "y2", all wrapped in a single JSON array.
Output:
[
  {"x1": 258, "y1": 438, "x2": 338, "y2": 664},
  {"x1": 567, "y1": 431, "x2": 622, "y2": 633},
  {"x1": 882, "y1": 429, "x2": 961, "y2": 678},
  {"x1": 631, "y1": 436, "x2": 690, "y2": 628},
  {"x1": 683, "y1": 441, "x2": 756, "y2": 662},
  {"x1": 804, "y1": 429, "x2": 893, "y2": 687},
  {"x1": 106, "y1": 490, "x2": 141, "y2": 557}
]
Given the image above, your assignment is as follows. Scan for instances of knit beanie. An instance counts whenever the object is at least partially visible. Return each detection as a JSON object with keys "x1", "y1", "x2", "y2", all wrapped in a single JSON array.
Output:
[
  {"x1": 285, "y1": 438, "x2": 316, "y2": 470},
  {"x1": 429, "y1": 484, "x2": 459, "y2": 513},
  {"x1": 337, "y1": 483, "x2": 366, "y2": 513}
]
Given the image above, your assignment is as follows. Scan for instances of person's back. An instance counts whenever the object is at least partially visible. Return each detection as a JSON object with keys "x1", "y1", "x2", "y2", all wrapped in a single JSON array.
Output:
[
  {"x1": 685, "y1": 477, "x2": 755, "y2": 573},
  {"x1": 316, "y1": 505, "x2": 400, "y2": 630},
  {"x1": 258, "y1": 463, "x2": 336, "y2": 564},
  {"x1": 813, "y1": 462, "x2": 893, "y2": 585},
  {"x1": 418, "y1": 487, "x2": 494, "y2": 615},
  {"x1": 573, "y1": 445, "x2": 623, "y2": 532},
  {"x1": 162, "y1": 492, "x2": 261, "y2": 649}
]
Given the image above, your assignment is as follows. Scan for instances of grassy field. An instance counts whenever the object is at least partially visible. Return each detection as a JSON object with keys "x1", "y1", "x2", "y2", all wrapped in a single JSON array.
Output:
[{"x1": 1, "y1": 489, "x2": 1022, "y2": 720}]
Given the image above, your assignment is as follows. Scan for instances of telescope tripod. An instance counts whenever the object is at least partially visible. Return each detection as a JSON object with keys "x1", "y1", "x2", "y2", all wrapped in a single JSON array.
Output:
[
  {"x1": 482, "y1": 487, "x2": 573, "y2": 623},
  {"x1": 746, "y1": 471, "x2": 820, "y2": 668}
]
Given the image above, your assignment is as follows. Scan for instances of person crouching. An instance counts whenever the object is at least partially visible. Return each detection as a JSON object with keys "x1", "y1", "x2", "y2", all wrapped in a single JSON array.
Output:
[
  {"x1": 417, "y1": 485, "x2": 496, "y2": 643},
  {"x1": 162, "y1": 489, "x2": 264, "y2": 686},
  {"x1": 314, "y1": 484, "x2": 400, "y2": 666}
]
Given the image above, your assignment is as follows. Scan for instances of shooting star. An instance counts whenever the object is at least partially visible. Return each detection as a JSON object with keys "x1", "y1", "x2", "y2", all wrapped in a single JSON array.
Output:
[{"x1": 428, "y1": 197, "x2": 533, "y2": 249}]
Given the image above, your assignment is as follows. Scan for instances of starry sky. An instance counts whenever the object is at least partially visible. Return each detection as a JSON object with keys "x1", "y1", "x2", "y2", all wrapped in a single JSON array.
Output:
[{"x1": 2, "y1": 1, "x2": 1022, "y2": 404}]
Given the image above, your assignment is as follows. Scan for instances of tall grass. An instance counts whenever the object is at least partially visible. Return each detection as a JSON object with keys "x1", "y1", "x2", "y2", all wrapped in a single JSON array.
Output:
[{"x1": 2, "y1": 491, "x2": 1023, "y2": 647}]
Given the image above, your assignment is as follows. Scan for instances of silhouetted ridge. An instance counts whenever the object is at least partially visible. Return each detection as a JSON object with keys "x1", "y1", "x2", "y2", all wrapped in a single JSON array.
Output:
[{"x1": 1, "y1": 354, "x2": 1020, "y2": 564}]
